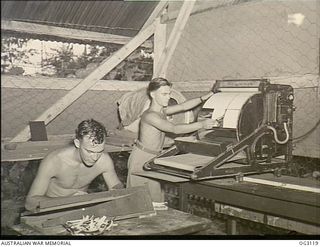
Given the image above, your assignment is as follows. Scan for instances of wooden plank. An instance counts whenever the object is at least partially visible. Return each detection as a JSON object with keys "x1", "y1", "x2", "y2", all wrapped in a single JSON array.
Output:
[
  {"x1": 141, "y1": 1, "x2": 168, "y2": 32},
  {"x1": 215, "y1": 202, "x2": 320, "y2": 235},
  {"x1": 2, "y1": 133, "x2": 135, "y2": 149},
  {"x1": 37, "y1": 194, "x2": 131, "y2": 213},
  {"x1": 1, "y1": 142, "x2": 133, "y2": 163},
  {"x1": 1, "y1": 75, "x2": 213, "y2": 92},
  {"x1": 184, "y1": 181, "x2": 320, "y2": 225},
  {"x1": 1, "y1": 75, "x2": 148, "y2": 91},
  {"x1": 153, "y1": 18, "x2": 167, "y2": 75},
  {"x1": 203, "y1": 177, "x2": 320, "y2": 206},
  {"x1": 266, "y1": 215, "x2": 320, "y2": 235},
  {"x1": 10, "y1": 21, "x2": 156, "y2": 143},
  {"x1": 23, "y1": 186, "x2": 155, "y2": 228},
  {"x1": 154, "y1": 0, "x2": 196, "y2": 78},
  {"x1": 37, "y1": 187, "x2": 141, "y2": 211},
  {"x1": 243, "y1": 176, "x2": 320, "y2": 193},
  {"x1": 1, "y1": 20, "x2": 152, "y2": 48}
]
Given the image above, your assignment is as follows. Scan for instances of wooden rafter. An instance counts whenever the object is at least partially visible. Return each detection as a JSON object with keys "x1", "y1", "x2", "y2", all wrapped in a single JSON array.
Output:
[
  {"x1": 140, "y1": 0, "x2": 169, "y2": 76},
  {"x1": 1, "y1": 75, "x2": 214, "y2": 92},
  {"x1": 153, "y1": 18, "x2": 167, "y2": 75},
  {"x1": 154, "y1": 0, "x2": 196, "y2": 78},
  {"x1": 161, "y1": 1, "x2": 227, "y2": 23},
  {"x1": 10, "y1": 21, "x2": 157, "y2": 143},
  {"x1": 141, "y1": 1, "x2": 168, "y2": 32},
  {"x1": 1, "y1": 20, "x2": 152, "y2": 48}
]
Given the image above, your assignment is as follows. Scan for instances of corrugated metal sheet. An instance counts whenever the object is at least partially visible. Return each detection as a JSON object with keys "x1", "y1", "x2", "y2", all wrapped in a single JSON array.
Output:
[{"x1": 1, "y1": 1, "x2": 158, "y2": 37}]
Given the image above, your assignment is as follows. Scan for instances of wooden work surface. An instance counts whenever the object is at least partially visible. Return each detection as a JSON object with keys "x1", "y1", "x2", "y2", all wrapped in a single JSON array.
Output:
[
  {"x1": 1, "y1": 132, "x2": 135, "y2": 162},
  {"x1": 1, "y1": 142, "x2": 132, "y2": 162},
  {"x1": 11, "y1": 208, "x2": 212, "y2": 236},
  {"x1": 1, "y1": 130, "x2": 174, "y2": 162}
]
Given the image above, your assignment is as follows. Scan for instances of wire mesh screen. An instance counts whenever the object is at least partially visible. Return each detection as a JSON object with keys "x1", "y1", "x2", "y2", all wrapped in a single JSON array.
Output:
[
  {"x1": 1, "y1": 34, "x2": 154, "y2": 140},
  {"x1": 165, "y1": 0, "x2": 320, "y2": 158},
  {"x1": 166, "y1": 0, "x2": 319, "y2": 79},
  {"x1": 1, "y1": 85, "x2": 128, "y2": 137}
]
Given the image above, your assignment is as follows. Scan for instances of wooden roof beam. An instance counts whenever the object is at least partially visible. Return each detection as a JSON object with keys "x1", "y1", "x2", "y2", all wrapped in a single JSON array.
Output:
[
  {"x1": 161, "y1": 1, "x2": 227, "y2": 23},
  {"x1": 141, "y1": 1, "x2": 168, "y2": 31},
  {"x1": 1, "y1": 20, "x2": 152, "y2": 48}
]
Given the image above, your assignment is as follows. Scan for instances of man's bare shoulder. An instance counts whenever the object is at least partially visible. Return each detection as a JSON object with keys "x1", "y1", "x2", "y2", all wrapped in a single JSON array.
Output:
[
  {"x1": 95, "y1": 152, "x2": 114, "y2": 171},
  {"x1": 141, "y1": 110, "x2": 162, "y2": 122},
  {"x1": 42, "y1": 146, "x2": 74, "y2": 164}
]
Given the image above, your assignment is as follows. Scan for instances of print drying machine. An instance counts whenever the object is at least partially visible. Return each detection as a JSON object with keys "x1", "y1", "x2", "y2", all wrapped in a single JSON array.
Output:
[{"x1": 144, "y1": 79, "x2": 294, "y2": 180}]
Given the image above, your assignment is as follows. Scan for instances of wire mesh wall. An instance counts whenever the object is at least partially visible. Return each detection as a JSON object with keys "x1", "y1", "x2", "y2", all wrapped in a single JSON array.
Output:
[
  {"x1": 165, "y1": 0, "x2": 320, "y2": 158},
  {"x1": 1, "y1": 33, "x2": 154, "y2": 140}
]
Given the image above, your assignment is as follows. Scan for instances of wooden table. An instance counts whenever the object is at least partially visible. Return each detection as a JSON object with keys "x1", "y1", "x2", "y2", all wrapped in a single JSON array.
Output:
[
  {"x1": 11, "y1": 208, "x2": 212, "y2": 236},
  {"x1": 135, "y1": 171, "x2": 320, "y2": 235}
]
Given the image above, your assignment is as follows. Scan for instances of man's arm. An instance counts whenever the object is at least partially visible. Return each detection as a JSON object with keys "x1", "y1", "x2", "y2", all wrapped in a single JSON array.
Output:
[
  {"x1": 144, "y1": 112, "x2": 216, "y2": 134},
  {"x1": 165, "y1": 91, "x2": 213, "y2": 115},
  {"x1": 100, "y1": 153, "x2": 124, "y2": 190},
  {"x1": 25, "y1": 154, "x2": 58, "y2": 212}
]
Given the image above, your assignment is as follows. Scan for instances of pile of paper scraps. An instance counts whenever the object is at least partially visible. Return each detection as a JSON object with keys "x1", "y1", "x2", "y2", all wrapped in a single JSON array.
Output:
[{"x1": 63, "y1": 215, "x2": 117, "y2": 235}]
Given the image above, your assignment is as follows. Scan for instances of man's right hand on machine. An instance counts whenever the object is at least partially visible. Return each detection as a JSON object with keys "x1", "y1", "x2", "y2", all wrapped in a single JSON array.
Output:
[
  {"x1": 201, "y1": 119, "x2": 219, "y2": 129},
  {"x1": 212, "y1": 82, "x2": 221, "y2": 94}
]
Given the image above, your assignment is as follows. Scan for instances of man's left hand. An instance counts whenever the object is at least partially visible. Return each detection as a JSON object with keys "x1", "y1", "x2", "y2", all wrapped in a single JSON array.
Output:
[{"x1": 201, "y1": 91, "x2": 214, "y2": 102}]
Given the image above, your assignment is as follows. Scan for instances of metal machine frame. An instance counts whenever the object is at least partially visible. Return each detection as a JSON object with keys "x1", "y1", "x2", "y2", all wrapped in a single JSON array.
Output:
[{"x1": 144, "y1": 79, "x2": 294, "y2": 180}]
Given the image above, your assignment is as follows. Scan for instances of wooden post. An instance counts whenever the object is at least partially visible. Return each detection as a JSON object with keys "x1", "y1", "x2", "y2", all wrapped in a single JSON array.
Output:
[
  {"x1": 10, "y1": 21, "x2": 156, "y2": 143},
  {"x1": 153, "y1": 17, "x2": 167, "y2": 75},
  {"x1": 154, "y1": 0, "x2": 196, "y2": 78}
]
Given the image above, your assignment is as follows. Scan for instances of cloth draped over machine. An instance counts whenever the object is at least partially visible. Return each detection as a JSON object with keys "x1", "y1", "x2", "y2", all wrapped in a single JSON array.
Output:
[{"x1": 144, "y1": 79, "x2": 294, "y2": 180}]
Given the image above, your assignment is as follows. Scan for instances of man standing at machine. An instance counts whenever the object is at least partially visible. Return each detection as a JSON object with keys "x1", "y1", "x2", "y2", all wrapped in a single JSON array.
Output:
[
  {"x1": 126, "y1": 77, "x2": 219, "y2": 202},
  {"x1": 25, "y1": 119, "x2": 124, "y2": 212}
]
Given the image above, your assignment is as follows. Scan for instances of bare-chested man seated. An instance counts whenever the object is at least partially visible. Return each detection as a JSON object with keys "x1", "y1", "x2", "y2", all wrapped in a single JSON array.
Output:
[
  {"x1": 25, "y1": 119, "x2": 124, "y2": 212},
  {"x1": 126, "y1": 77, "x2": 219, "y2": 202}
]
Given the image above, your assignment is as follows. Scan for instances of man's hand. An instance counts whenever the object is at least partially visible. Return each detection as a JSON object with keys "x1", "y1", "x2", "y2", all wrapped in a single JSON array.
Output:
[
  {"x1": 212, "y1": 82, "x2": 220, "y2": 94},
  {"x1": 25, "y1": 195, "x2": 49, "y2": 212},
  {"x1": 201, "y1": 119, "x2": 217, "y2": 129},
  {"x1": 111, "y1": 182, "x2": 124, "y2": 190},
  {"x1": 200, "y1": 91, "x2": 214, "y2": 102},
  {"x1": 73, "y1": 190, "x2": 88, "y2": 196}
]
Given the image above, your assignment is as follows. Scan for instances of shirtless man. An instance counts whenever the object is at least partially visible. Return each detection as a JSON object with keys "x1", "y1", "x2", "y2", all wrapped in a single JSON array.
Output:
[
  {"x1": 126, "y1": 77, "x2": 218, "y2": 202},
  {"x1": 25, "y1": 119, "x2": 123, "y2": 212}
]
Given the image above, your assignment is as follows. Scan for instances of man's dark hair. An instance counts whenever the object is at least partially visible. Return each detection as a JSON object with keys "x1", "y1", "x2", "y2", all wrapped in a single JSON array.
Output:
[
  {"x1": 147, "y1": 77, "x2": 172, "y2": 96},
  {"x1": 75, "y1": 119, "x2": 107, "y2": 144}
]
